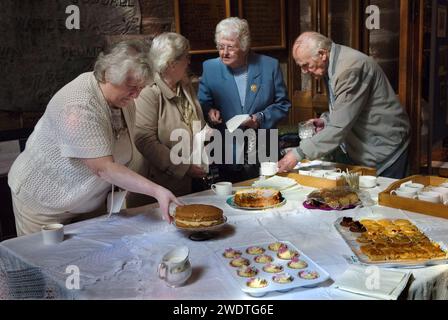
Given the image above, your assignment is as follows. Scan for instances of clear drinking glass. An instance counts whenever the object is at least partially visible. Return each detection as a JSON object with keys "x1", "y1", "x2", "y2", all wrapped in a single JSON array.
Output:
[{"x1": 298, "y1": 121, "x2": 316, "y2": 140}]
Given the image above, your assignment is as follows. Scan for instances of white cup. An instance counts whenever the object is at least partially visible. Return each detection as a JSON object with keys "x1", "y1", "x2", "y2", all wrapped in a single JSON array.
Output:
[
  {"x1": 325, "y1": 172, "x2": 343, "y2": 180},
  {"x1": 359, "y1": 175, "x2": 377, "y2": 188},
  {"x1": 310, "y1": 170, "x2": 326, "y2": 178},
  {"x1": 320, "y1": 168, "x2": 341, "y2": 176},
  {"x1": 298, "y1": 168, "x2": 313, "y2": 176},
  {"x1": 400, "y1": 182, "x2": 425, "y2": 193},
  {"x1": 41, "y1": 224, "x2": 64, "y2": 245},
  {"x1": 439, "y1": 182, "x2": 448, "y2": 188},
  {"x1": 211, "y1": 182, "x2": 233, "y2": 196},
  {"x1": 414, "y1": 191, "x2": 441, "y2": 204},
  {"x1": 391, "y1": 188, "x2": 417, "y2": 198},
  {"x1": 426, "y1": 187, "x2": 448, "y2": 203},
  {"x1": 260, "y1": 162, "x2": 278, "y2": 176}
]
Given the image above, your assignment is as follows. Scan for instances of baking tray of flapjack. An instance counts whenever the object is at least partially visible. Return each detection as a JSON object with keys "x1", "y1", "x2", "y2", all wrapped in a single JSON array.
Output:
[{"x1": 334, "y1": 217, "x2": 448, "y2": 268}]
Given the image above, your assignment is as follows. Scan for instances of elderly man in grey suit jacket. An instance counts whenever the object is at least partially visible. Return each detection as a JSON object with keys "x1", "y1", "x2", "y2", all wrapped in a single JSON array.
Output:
[{"x1": 278, "y1": 32, "x2": 410, "y2": 179}]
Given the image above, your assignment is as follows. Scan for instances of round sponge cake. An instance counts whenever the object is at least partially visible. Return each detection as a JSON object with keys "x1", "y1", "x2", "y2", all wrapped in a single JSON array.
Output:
[
  {"x1": 234, "y1": 188, "x2": 282, "y2": 208},
  {"x1": 175, "y1": 204, "x2": 224, "y2": 228}
]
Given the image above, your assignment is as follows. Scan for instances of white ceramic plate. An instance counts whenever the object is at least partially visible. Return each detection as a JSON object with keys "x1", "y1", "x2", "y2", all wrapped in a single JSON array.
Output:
[{"x1": 226, "y1": 196, "x2": 287, "y2": 211}]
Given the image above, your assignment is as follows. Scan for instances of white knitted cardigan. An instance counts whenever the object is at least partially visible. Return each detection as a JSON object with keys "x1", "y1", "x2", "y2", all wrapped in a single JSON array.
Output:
[{"x1": 8, "y1": 72, "x2": 136, "y2": 213}]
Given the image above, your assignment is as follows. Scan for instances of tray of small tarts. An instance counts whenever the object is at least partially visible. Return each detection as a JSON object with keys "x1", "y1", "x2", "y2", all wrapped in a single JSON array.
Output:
[
  {"x1": 334, "y1": 217, "x2": 448, "y2": 267},
  {"x1": 216, "y1": 241, "x2": 330, "y2": 297}
]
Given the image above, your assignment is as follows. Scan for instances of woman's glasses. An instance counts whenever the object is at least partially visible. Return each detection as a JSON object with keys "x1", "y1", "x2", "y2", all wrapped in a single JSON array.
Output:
[{"x1": 216, "y1": 44, "x2": 238, "y2": 53}]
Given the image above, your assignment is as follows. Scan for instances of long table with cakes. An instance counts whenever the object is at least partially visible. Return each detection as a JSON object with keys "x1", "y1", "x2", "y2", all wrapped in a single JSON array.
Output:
[{"x1": 1, "y1": 171, "x2": 448, "y2": 300}]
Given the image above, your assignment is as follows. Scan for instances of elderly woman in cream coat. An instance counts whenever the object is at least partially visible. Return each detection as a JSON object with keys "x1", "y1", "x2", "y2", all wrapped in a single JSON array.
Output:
[
  {"x1": 133, "y1": 33, "x2": 206, "y2": 199},
  {"x1": 8, "y1": 40, "x2": 181, "y2": 236}
]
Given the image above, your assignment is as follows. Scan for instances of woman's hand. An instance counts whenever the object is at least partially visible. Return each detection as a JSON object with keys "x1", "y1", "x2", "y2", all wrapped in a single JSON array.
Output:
[
  {"x1": 208, "y1": 108, "x2": 223, "y2": 125},
  {"x1": 81, "y1": 157, "x2": 184, "y2": 224},
  {"x1": 242, "y1": 114, "x2": 259, "y2": 129},
  {"x1": 153, "y1": 187, "x2": 183, "y2": 224},
  {"x1": 187, "y1": 164, "x2": 207, "y2": 178}
]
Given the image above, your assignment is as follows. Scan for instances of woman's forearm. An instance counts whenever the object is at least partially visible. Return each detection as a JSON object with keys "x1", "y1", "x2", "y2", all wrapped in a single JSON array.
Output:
[
  {"x1": 99, "y1": 161, "x2": 163, "y2": 196},
  {"x1": 82, "y1": 156, "x2": 164, "y2": 197}
]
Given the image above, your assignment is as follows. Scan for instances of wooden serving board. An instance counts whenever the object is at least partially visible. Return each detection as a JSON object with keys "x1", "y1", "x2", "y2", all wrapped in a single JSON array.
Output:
[
  {"x1": 282, "y1": 172, "x2": 345, "y2": 188},
  {"x1": 234, "y1": 163, "x2": 376, "y2": 189},
  {"x1": 378, "y1": 175, "x2": 448, "y2": 219},
  {"x1": 283, "y1": 164, "x2": 376, "y2": 189}
]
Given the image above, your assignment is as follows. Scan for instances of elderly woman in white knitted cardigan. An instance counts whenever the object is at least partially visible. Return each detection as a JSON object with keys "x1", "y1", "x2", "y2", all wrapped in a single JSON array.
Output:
[
  {"x1": 8, "y1": 40, "x2": 181, "y2": 236},
  {"x1": 131, "y1": 33, "x2": 206, "y2": 204}
]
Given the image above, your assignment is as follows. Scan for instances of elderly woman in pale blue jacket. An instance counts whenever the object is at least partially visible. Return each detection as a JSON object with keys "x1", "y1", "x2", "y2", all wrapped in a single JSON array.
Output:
[{"x1": 198, "y1": 17, "x2": 291, "y2": 182}]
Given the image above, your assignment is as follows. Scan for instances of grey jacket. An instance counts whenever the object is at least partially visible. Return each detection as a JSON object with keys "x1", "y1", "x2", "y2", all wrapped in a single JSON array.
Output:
[{"x1": 296, "y1": 44, "x2": 410, "y2": 173}]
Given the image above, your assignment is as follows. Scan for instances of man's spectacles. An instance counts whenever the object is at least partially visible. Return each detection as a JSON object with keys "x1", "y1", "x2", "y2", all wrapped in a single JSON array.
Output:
[{"x1": 216, "y1": 44, "x2": 238, "y2": 53}]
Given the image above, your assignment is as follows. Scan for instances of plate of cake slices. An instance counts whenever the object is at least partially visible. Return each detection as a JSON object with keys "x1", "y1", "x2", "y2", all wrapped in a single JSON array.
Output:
[
  {"x1": 226, "y1": 188, "x2": 286, "y2": 210},
  {"x1": 216, "y1": 241, "x2": 331, "y2": 297},
  {"x1": 173, "y1": 204, "x2": 227, "y2": 231}
]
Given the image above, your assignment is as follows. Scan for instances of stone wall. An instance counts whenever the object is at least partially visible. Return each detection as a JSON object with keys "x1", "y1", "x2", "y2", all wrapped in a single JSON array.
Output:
[
  {"x1": 140, "y1": 0, "x2": 174, "y2": 34},
  {"x1": 0, "y1": 0, "x2": 175, "y2": 131}
]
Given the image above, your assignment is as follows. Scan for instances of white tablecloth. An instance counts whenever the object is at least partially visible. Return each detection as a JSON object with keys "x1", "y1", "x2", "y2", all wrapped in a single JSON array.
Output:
[{"x1": 1, "y1": 178, "x2": 448, "y2": 300}]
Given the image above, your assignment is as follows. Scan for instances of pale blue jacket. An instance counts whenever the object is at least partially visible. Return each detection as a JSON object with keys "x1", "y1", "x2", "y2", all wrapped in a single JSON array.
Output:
[{"x1": 198, "y1": 52, "x2": 290, "y2": 129}]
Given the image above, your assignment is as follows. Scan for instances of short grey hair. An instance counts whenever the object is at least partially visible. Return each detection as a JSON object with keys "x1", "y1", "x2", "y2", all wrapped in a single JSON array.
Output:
[
  {"x1": 150, "y1": 32, "x2": 190, "y2": 75},
  {"x1": 94, "y1": 39, "x2": 151, "y2": 85},
  {"x1": 294, "y1": 31, "x2": 333, "y2": 58},
  {"x1": 215, "y1": 17, "x2": 251, "y2": 52}
]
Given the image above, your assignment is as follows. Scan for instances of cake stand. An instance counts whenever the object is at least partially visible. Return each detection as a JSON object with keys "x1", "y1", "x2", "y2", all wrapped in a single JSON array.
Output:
[{"x1": 174, "y1": 216, "x2": 228, "y2": 241}]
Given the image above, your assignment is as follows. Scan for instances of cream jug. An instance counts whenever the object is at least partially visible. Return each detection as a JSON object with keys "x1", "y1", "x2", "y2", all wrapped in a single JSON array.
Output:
[{"x1": 158, "y1": 246, "x2": 192, "y2": 287}]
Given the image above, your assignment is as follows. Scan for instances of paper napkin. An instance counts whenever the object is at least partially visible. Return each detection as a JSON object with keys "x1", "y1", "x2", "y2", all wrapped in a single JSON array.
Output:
[
  {"x1": 333, "y1": 265, "x2": 412, "y2": 300},
  {"x1": 190, "y1": 124, "x2": 214, "y2": 173},
  {"x1": 226, "y1": 114, "x2": 251, "y2": 133},
  {"x1": 252, "y1": 175, "x2": 299, "y2": 190}
]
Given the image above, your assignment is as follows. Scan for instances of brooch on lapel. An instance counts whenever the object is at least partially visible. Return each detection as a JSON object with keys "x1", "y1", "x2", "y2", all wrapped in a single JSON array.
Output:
[{"x1": 250, "y1": 84, "x2": 257, "y2": 93}]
